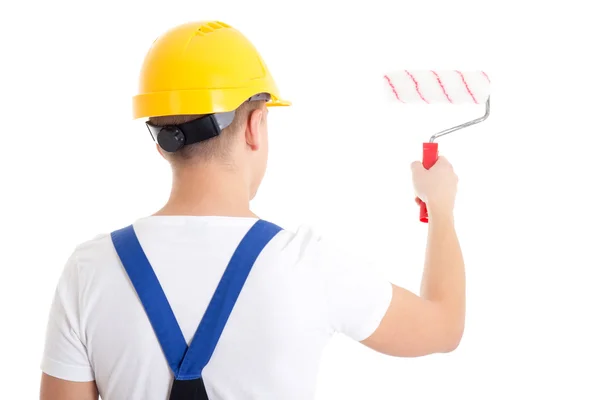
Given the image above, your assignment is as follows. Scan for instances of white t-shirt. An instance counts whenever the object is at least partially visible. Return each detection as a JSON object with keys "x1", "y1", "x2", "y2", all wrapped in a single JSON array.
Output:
[{"x1": 41, "y1": 216, "x2": 392, "y2": 400}]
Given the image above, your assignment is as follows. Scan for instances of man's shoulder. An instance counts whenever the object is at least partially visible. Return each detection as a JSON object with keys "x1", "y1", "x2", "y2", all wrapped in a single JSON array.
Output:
[
  {"x1": 272, "y1": 222, "x2": 340, "y2": 264},
  {"x1": 272, "y1": 222, "x2": 323, "y2": 247},
  {"x1": 74, "y1": 232, "x2": 111, "y2": 252},
  {"x1": 69, "y1": 231, "x2": 118, "y2": 273},
  {"x1": 69, "y1": 221, "x2": 332, "y2": 270}
]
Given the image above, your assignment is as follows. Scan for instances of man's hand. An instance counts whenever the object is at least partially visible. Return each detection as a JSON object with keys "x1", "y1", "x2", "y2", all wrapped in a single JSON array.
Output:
[{"x1": 412, "y1": 156, "x2": 458, "y2": 216}]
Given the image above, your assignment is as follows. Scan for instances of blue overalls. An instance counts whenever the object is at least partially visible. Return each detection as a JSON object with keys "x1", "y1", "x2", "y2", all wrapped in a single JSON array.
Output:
[{"x1": 111, "y1": 219, "x2": 282, "y2": 400}]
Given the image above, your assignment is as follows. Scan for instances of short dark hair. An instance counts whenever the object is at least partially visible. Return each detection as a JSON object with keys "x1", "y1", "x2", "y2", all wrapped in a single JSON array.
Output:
[{"x1": 149, "y1": 99, "x2": 265, "y2": 165}]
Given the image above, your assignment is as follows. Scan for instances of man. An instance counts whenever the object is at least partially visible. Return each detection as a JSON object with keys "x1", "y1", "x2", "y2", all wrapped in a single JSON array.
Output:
[{"x1": 40, "y1": 21, "x2": 464, "y2": 400}]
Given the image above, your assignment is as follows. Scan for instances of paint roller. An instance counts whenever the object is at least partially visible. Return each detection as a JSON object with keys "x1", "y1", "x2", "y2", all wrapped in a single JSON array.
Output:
[{"x1": 383, "y1": 70, "x2": 491, "y2": 223}]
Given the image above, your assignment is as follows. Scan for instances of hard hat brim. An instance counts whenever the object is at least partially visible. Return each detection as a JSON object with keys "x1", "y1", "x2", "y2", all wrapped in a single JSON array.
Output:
[
  {"x1": 266, "y1": 99, "x2": 292, "y2": 107},
  {"x1": 133, "y1": 88, "x2": 290, "y2": 119}
]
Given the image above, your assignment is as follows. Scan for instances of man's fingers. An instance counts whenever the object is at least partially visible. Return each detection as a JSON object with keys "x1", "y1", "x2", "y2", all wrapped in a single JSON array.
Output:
[
  {"x1": 411, "y1": 161, "x2": 424, "y2": 172},
  {"x1": 434, "y1": 156, "x2": 453, "y2": 170}
]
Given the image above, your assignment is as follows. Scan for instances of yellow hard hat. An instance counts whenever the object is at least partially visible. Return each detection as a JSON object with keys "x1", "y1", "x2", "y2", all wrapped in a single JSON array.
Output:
[{"x1": 133, "y1": 21, "x2": 290, "y2": 119}]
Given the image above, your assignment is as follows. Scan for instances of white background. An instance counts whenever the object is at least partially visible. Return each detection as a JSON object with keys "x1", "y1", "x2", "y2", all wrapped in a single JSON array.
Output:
[{"x1": 1, "y1": 0, "x2": 599, "y2": 398}]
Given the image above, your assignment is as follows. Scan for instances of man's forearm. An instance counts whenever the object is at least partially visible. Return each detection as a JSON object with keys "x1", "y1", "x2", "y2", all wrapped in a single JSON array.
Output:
[{"x1": 420, "y1": 206, "x2": 466, "y2": 343}]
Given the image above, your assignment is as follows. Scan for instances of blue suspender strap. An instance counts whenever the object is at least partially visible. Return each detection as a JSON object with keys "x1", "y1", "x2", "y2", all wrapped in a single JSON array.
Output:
[
  {"x1": 111, "y1": 225, "x2": 188, "y2": 376},
  {"x1": 111, "y1": 219, "x2": 282, "y2": 399},
  {"x1": 176, "y1": 219, "x2": 282, "y2": 380}
]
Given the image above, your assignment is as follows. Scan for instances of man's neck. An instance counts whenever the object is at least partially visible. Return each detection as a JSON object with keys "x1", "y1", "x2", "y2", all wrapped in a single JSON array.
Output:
[{"x1": 154, "y1": 164, "x2": 256, "y2": 218}]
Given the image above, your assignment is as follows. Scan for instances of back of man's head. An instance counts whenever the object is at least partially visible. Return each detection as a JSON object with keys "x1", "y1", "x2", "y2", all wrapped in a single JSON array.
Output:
[
  {"x1": 150, "y1": 98, "x2": 267, "y2": 167},
  {"x1": 133, "y1": 21, "x2": 289, "y2": 200}
]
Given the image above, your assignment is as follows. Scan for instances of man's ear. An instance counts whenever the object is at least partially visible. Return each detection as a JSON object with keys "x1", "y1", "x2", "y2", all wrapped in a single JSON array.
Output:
[{"x1": 245, "y1": 108, "x2": 265, "y2": 151}]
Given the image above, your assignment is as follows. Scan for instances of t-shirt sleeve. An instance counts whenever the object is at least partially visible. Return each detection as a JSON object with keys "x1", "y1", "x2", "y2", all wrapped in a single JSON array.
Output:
[
  {"x1": 314, "y1": 238, "x2": 393, "y2": 342},
  {"x1": 41, "y1": 251, "x2": 95, "y2": 382}
]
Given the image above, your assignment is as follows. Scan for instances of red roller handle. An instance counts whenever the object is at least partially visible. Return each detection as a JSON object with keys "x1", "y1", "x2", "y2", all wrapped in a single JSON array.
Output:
[{"x1": 419, "y1": 142, "x2": 439, "y2": 223}]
